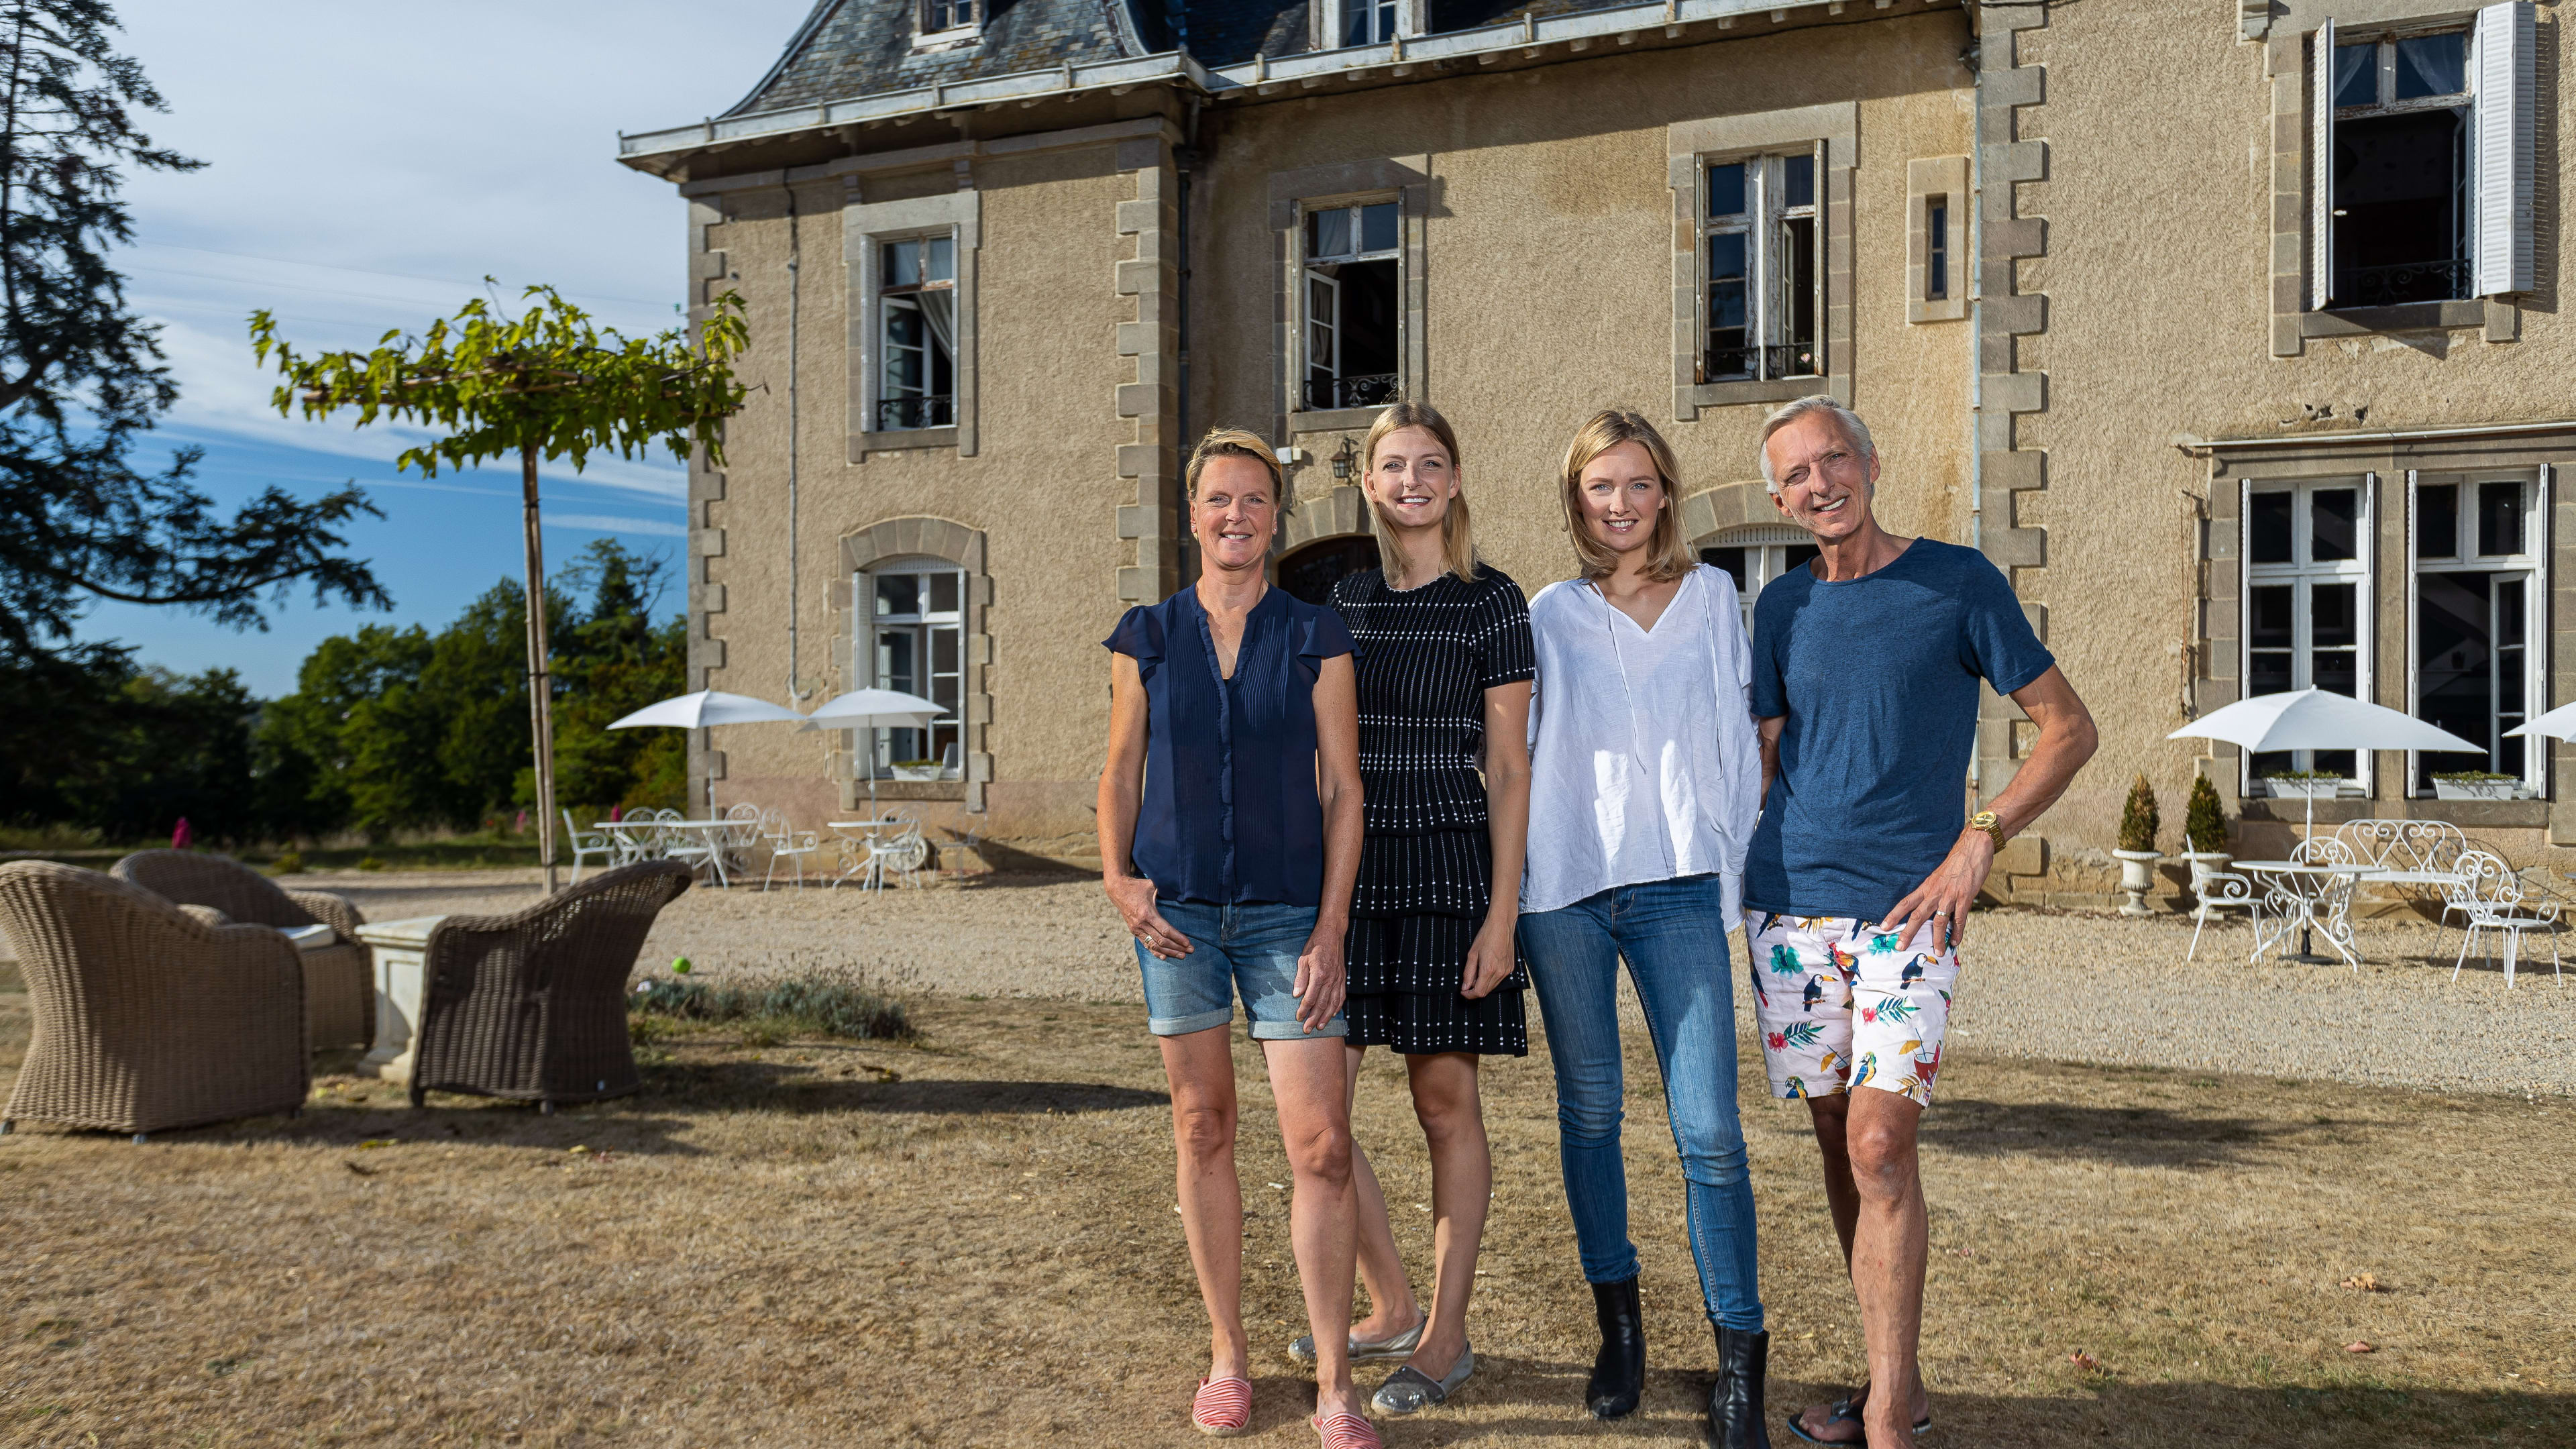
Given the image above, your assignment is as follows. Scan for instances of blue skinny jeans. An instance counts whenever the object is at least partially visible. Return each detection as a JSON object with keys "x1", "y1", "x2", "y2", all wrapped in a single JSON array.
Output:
[{"x1": 1518, "y1": 872, "x2": 1764, "y2": 1332}]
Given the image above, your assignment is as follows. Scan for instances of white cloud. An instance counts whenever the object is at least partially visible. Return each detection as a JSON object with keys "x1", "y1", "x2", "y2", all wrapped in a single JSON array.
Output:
[{"x1": 548, "y1": 513, "x2": 689, "y2": 538}]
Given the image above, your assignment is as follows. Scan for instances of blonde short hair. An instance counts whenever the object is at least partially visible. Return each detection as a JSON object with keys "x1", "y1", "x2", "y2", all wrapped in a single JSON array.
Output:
[
  {"x1": 1558, "y1": 408, "x2": 1696, "y2": 583},
  {"x1": 1362, "y1": 401, "x2": 1480, "y2": 587},
  {"x1": 1185, "y1": 427, "x2": 1285, "y2": 501}
]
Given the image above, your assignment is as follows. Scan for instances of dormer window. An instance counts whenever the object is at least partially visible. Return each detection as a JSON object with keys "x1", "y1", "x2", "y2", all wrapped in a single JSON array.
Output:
[
  {"x1": 919, "y1": 0, "x2": 977, "y2": 40},
  {"x1": 1341, "y1": 0, "x2": 1397, "y2": 47}
]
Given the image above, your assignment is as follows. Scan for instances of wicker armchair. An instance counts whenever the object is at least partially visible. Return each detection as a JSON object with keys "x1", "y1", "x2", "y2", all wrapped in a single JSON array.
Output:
[
  {"x1": 110, "y1": 850, "x2": 370, "y2": 1050},
  {"x1": 407, "y1": 860, "x2": 691, "y2": 1111},
  {"x1": 0, "y1": 861, "x2": 308, "y2": 1139}
]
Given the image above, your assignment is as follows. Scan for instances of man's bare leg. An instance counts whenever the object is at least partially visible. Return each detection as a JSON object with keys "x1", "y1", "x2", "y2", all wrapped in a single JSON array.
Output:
[
  {"x1": 1790, "y1": 1092, "x2": 1929, "y2": 1447},
  {"x1": 1342, "y1": 1044, "x2": 1426, "y2": 1342}
]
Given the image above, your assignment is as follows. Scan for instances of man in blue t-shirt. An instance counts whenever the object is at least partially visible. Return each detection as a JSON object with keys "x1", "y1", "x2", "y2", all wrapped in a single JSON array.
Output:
[{"x1": 1741, "y1": 398, "x2": 2096, "y2": 1449}]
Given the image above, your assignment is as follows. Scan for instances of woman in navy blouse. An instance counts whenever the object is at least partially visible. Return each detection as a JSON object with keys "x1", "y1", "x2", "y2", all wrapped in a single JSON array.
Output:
[{"x1": 1097, "y1": 427, "x2": 1377, "y2": 1448}]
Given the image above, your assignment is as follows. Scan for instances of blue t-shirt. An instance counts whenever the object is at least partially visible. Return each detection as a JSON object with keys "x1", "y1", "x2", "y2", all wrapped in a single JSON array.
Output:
[
  {"x1": 1104, "y1": 586, "x2": 1356, "y2": 907},
  {"x1": 1743, "y1": 538, "x2": 2054, "y2": 923}
]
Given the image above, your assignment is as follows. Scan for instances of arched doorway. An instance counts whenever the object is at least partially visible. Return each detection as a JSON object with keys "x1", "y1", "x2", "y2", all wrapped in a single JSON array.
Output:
[
  {"x1": 1699, "y1": 523, "x2": 1819, "y2": 634},
  {"x1": 1277, "y1": 534, "x2": 1381, "y2": 605}
]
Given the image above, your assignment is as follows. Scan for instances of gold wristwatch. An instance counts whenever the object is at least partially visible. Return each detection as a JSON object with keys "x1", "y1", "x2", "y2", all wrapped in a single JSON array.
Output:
[{"x1": 1968, "y1": 809, "x2": 2008, "y2": 850}]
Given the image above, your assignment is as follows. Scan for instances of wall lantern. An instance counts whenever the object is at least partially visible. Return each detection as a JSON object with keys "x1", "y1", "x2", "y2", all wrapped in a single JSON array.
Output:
[{"x1": 1331, "y1": 435, "x2": 1358, "y2": 482}]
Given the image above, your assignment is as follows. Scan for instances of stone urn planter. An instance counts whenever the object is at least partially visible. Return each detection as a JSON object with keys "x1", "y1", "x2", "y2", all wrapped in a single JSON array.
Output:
[
  {"x1": 2112, "y1": 849, "x2": 2163, "y2": 917},
  {"x1": 2180, "y1": 850, "x2": 2233, "y2": 902},
  {"x1": 2431, "y1": 778, "x2": 2526, "y2": 801}
]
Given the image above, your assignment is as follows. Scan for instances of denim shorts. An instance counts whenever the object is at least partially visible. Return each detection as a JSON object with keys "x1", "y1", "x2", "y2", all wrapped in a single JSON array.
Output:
[{"x1": 1137, "y1": 899, "x2": 1346, "y2": 1040}]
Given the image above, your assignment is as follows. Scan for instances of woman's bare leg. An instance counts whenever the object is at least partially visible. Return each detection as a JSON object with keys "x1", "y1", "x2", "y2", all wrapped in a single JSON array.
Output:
[
  {"x1": 1343, "y1": 1042, "x2": 1424, "y2": 1340},
  {"x1": 1267, "y1": 1034, "x2": 1368, "y2": 1418},
  {"x1": 1403, "y1": 1051, "x2": 1490, "y2": 1376},
  {"x1": 1161, "y1": 1026, "x2": 1248, "y2": 1383}
]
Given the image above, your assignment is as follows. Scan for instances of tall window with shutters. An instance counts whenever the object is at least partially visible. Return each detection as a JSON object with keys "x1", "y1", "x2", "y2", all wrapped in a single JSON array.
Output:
[
  {"x1": 2243, "y1": 480, "x2": 2375, "y2": 790},
  {"x1": 2311, "y1": 2, "x2": 2535, "y2": 310}
]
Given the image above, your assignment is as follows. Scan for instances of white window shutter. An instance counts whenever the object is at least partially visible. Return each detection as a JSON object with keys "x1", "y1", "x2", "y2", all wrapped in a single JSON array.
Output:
[
  {"x1": 2472, "y1": 1, "x2": 2537, "y2": 297},
  {"x1": 2310, "y1": 19, "x2": 2335, "y2": 311}
]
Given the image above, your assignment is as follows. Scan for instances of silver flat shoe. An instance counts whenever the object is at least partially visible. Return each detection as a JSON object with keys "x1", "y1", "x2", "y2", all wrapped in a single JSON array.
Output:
[
  {"x1": 1372, "y1": 1346, "x2": 1474, "y2": 1415},
  {"x1": 1287, "y1": 1313, "x2": 1425, "y2": 1366}
]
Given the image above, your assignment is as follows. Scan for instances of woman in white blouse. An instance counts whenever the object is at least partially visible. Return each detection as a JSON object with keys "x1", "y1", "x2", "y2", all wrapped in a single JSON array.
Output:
[{"x1": 1518, "y1": 408, "x2": 1770, "y2": 1446}]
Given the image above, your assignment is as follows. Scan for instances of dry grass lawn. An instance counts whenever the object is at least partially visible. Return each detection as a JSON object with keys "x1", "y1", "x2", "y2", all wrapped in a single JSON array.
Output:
[{"x1": 1, "y1": 979, "x2": 2571, "y2": 1447}]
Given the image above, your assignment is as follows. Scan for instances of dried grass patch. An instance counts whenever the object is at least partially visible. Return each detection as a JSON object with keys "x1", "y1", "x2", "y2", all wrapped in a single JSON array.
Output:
[{"x1": 0, "y1": 990, "x2": 2568, "y2": 1446}]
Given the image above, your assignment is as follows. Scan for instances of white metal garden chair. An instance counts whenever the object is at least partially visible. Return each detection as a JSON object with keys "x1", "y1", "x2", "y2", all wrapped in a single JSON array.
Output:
[
  {"x1": 2443, "y1": 850, "x2": 2563, "y2": 987},
  {"x1": 760, "y1": 807, "x2": 823, "y2": 889},
  {"x1": 563, "y1": 809, "x2": 619, "y2": 885},
  {"x1": 861, "y1": 812, "x2": 928, "y2": 894},
  {"x1": 2184, "y1": 835, "x2": 2257, "y2": 962}
]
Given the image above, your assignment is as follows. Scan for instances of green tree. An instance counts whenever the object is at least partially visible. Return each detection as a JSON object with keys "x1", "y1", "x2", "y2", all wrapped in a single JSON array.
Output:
[
  {"x1": 252, "y1": 286, "x2": 746, "y2": 888},
  {"x1": 551, "y1": 539, "x2": 684, "y2": 812},
  {"x1": 256, "y1": 624, "x2": 439, "y2": 840},
  {"x1": 0, "y1": 1, "x2": 384, "y2": 661}
]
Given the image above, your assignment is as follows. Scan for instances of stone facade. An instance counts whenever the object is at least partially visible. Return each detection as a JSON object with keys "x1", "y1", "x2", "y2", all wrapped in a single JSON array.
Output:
[{"x1": 624, "y1": 0, "x2": 2576, "y2": 900}]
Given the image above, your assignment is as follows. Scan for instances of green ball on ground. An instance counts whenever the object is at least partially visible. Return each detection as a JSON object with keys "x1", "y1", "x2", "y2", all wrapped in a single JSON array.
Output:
[{"x1": 672, "y1": 957, "x2": 692, "y2": 975}]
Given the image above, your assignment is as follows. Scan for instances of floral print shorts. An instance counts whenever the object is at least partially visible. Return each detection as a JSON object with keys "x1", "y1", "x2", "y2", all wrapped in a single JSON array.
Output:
[{"x1": 1747, "y1": 912, "x2": 1961, "y2": 1108}]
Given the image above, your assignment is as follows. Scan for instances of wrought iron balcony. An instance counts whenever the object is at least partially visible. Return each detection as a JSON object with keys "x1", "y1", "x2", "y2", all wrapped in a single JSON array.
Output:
[
  {"x1": 1303, "y1": 373, "x2": 1400, "y2": 411},
  {"x1": 2336, "y1": 258, "x2": 2471, "y2": 309},
  {"x1": 877, "y1": 394, "x2": 955, "y2": 431}
]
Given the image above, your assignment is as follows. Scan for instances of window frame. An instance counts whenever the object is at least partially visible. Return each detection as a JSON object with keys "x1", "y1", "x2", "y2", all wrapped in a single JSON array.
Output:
[
  {"x1": 845, "y1": 189, "x2": 979, "y2": 458},
  {"x1": 858, "y1": 555, "x2": 969, "y2": 783},
  {"x1": 1698, "y1": 523, "x2": 1821, "y2": 636},
  {"x1": 2239, "y1": 476, "x2": 2378, "y2": 796},
  {"x1": 875, "y1": 231, "x2": 959, "y2": 434},
  {"x1": 916, "y1": 0, "x2": 979, "y2": 44},
  {"x1": 1295, "y1": 194, "x2": 1403, "y2": 418},
  {"x1": 1698, "y1": 148, "x2": 1825, "y2": 386},
  {"x1": 2404, "y1": 466, "x2": 2551, "y2": 796}
]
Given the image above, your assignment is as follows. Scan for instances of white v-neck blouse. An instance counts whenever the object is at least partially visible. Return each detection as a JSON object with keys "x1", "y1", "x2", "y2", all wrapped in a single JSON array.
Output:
[{"x1": 1520, "y1": 564, "x2": 1764, "y2": 924}]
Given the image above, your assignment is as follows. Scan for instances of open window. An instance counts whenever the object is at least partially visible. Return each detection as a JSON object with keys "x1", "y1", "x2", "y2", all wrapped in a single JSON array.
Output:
[
  {"x1": 879, "y1": 234, "x2": 956, "y2": 431},
  {"x1": 2407, "y1": 470, "x2": 2549, "y2": 795},
  {"x1": 1703, "y1": 152, "x2": 1822, "y2": 382},
  {"x1": 2312, "y1": 3, "x2": 2534, "y2": 309},
  {"x1": 2242, "y1": 478, "x2": 2376, "y2": 794},
  {"x1": 1337, "y1": 0, "x2": 1399, "y2": 46},
  {"x1": 1302, "y1": 200, "x2": 1400, "y2": 412}
]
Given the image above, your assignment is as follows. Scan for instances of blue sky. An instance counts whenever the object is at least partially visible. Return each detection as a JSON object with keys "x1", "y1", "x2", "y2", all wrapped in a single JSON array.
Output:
[{"x1": 86, "y1": 0, "x2": 814, "y2": 694}]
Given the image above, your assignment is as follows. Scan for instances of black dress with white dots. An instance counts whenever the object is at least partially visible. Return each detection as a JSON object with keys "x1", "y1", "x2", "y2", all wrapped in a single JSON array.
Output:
[{"x1": 1329, "y1": 564, "x2": 1536, "y2": 1057}]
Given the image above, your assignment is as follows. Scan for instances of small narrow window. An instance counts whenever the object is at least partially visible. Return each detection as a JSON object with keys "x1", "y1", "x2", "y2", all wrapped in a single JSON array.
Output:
[
  {"x1": 1301, "y1": 201, "x2": 1400, "y2": 411},
  {"x1": 866, "y1": 560, "x2": 967, "y2": 780},
  {"x1": 1702, "y1": 152, "x2": 1822, "y2": 383},
  {"x1": 2412, "y1": 474, "x2": 2540, "y2": 789},
  {"x1": 922, "y1": 0, "x2": 977, "y2": 34},
  {"x1": 1925, "y1": 197, "x2": 1949, "y2": 301},
  {"x1": 879, "y1": 235, "x2": 957, "y2": 431}
]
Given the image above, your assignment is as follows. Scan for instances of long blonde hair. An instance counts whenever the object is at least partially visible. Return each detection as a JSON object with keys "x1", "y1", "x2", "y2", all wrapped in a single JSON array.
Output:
[
  {"x1": 1558, "y1": 408, "x2": 1695, "y2": 582},
  {"x1": 1361, "y1": 401, "x2": 1479, "y2": 586}
]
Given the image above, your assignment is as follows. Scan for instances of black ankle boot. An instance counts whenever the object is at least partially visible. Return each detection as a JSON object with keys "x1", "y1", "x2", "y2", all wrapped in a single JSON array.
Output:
[
  {"x1": 1586, "y1": 1276, "x2": 1645, "y2": 1419},
  {"x1": 1706, "y1": 1325, "x2": 1772, "y2": 1449}
]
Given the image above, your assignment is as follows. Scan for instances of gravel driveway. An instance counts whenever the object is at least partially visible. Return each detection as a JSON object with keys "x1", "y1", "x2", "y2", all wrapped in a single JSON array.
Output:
[{"x1": 182, "y1": 868, "x2": 2576, "y2": 1098}]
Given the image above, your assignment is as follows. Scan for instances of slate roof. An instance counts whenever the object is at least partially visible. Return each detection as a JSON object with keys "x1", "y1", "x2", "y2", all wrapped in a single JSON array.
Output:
[{"x1": 724, "y1": 0, "x2": 1646, "y2": 115}]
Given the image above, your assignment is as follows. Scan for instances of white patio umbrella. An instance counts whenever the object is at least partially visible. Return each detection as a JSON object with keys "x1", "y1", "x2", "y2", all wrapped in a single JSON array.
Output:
[
  {"x1": 2166, "y1": 688, "x2": 2485, "y2": 835},
  {"x1": 607, "y1": 690, "x2": 809, "y2": 814},
  {"x1": 800, "y1": 688, "x2": 945, "y2": 814},
  {"x1": 2505, "y1": 700, "x2": 2576, "y2": 741}
]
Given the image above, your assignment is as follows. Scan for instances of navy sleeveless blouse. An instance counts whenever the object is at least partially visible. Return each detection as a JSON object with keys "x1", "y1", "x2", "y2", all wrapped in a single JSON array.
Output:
[{"x1": 1105, "y1": 586, "x2": 1356, "y2": 906}]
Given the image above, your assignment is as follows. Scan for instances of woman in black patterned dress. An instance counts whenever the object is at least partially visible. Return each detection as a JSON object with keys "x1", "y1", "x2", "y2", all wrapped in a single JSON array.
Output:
[{"x1": 1293, "y1": 400, "x2": 1534, "y2": 1416}]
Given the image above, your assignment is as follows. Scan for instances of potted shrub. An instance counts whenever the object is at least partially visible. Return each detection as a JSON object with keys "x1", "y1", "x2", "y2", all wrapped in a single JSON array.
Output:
[
  {"x1": 2431, "y1": 769, "x2": 2528, "y2": 801},
  {"x1": 2179, "y1": 773, "x2": 2231, "y2": 896},
  {"x1": 2259, "y1": 769, "x2": 2343, "y2": 800},
  {"x1": 2112, "y1": 773, "x2": 2162, "y2": 916}
]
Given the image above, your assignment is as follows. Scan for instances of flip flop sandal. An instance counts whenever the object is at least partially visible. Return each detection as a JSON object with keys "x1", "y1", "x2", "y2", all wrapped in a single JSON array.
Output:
[
  {"x1": 1288, "y1": 1313, "x2": 1425, "y2": 1365},
  {"x1": 1371, "y1": 1346, "x2": 1474, "y2": 1415},
  {"x1": 1192, "y1": 1377, "x2": 1252, "y2": 1437},
  {"x1": 1784, "y1": 1395, "x2": 1933, "y2": 1446},
  {"x1": 1312, "y1": 1409, "x2": 1383, "y2": 1449}
]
